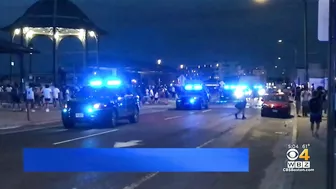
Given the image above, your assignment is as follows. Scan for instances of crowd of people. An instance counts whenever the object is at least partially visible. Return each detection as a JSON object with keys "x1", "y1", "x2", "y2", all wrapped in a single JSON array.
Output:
[
  {"x1": 295, "y1": 85, "x2": 327, "y2": 137},
  {"x1": 232, "y1": 84, "x2": 327, "y2": 138},
  {"x1": 0, "y1": 83, "x2": 71, "y2": 112}
]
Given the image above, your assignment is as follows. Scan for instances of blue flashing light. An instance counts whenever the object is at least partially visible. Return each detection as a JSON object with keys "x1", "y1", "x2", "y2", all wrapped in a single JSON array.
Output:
[
  {"x1": 185, "y1": 84, "x2": 203, "y2": 91},
  {"x1": 230, "y1": 85, "x2": 236, "y2": 89},
  {"x1": 107, "y1": 80, "x2": 121, "y2": 86},
  {"x1": 193, "y1": 85, "x2": 202, "y2": 90},
  {"x1": 224, "y1": 86, "x2": 229, "y2": 89},
  {"x1": 254, "y1": 85, "x2": 262, "y2": 89},
  {"x1": 185, "y1": 84, "x2": 193, "y2": 90},
  {"x1": 62, "y1": 109, "x2": 67, "y2": 113},
  {"x1": 89, "y1": 80, "x2": 102, "y2": 87},
  {"x1": 189, "y1": 98, "x2": 196, "y2": 103},
  {"x1": 87, "y1": 108, "x2": 94, "y2": 113}
]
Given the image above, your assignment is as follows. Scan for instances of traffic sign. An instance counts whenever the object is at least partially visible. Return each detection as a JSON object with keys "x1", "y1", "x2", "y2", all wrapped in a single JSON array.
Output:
[{"x1": 318, "y1": 0, "x2": 329, "y2": 41}]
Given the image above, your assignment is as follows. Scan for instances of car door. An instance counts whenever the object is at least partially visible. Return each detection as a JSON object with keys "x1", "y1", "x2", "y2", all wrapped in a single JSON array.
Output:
[
  {"x1": 123, "y1": 87, "x2": 136, "y2": 116},
  {"x1": 116, "y1": 88, "x2": 127, "y2": 117}
]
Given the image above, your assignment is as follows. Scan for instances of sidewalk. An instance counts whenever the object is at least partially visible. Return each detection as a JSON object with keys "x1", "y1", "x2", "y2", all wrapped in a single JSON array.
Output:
[
  {"x1": 0, "y1": 109, "x2": 61, "y2": 130},
  {"x1": 0, "y1": 102, "x2": 173, "y2": 131},
  {"x1": 291, "y1": 117, "x2": 336, "y2": 189}
]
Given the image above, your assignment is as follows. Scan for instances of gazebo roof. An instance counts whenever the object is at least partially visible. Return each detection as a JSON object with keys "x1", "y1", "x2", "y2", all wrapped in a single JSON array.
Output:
[
  {"x1": 0, "y1": 38, "x2": 39, "y2": 54},
  {"x1": 1, "y1": 0, "x2": 107, "y2": 35}
]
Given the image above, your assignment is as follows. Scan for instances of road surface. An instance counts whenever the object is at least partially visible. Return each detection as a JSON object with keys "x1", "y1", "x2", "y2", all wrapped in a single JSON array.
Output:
[{"x1": 0, "y1": 104, "x2": 298, "y2": 189}]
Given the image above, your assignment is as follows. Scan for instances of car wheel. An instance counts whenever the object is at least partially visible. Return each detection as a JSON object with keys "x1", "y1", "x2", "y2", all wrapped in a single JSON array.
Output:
[
  {"x1": 198, "y1": 101, "x2": 203, "y2": 110},
  {"x1": 110, "y1": 110, "x2": 118, "y2": 127},
  {"x1": 261, "y1": 112, "x2": 266, "y2": 117},
  {"x1": 204, "y1": 101, "x2": 209, "y2": 109},
  {"x1": 129, "y1": 107, "x2": 139, "y2": 123},
  {"x1": 63, "y1": 120, "x2": 75, "y2": 128},
  {"x1": 176, "y1": 104, "x2": 181, "y2": 110}
]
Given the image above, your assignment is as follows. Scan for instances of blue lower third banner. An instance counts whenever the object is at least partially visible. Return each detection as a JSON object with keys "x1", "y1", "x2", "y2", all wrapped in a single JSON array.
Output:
[{"x1": 23, "y1": 148, "x2": 249, "y2": 172}]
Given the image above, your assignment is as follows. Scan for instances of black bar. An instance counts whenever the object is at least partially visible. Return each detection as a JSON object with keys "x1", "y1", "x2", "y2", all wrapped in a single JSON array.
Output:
[{"x1": 327, "y1": 0, "x2": 335, "y2": 188}]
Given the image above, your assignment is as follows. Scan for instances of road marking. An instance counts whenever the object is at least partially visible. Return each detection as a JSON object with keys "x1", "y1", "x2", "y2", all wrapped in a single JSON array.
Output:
[
  {"x1": 164, "y1": 116, "x2": 182, "y2": 120},
  {"x1": 53, "y1": 129, "x2": 118, "y2": 145},
  {"x1": 121, "y1": 135, "x2": 219, "y2": 189},
  {"x1": 0, "y1": 110, "x2": 169, "y2": 135},
  {"x1": 202, "y1": 109, "x2": 212, "y2": 113}
]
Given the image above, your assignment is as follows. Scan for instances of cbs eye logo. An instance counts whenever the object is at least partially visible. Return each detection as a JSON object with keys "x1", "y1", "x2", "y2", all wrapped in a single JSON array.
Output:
[{"x1": 286, "y1": 148, "x2": 310, "y2": 161}]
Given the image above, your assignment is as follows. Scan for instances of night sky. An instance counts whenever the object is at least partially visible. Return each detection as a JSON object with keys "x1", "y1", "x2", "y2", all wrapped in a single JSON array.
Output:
[{"x1": 0, "y1": 0, "x2": 327, "y2": 76}]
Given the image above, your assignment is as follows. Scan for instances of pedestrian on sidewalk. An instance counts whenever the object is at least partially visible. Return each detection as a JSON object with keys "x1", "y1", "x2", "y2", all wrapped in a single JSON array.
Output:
[
  {"x1": 42, "y1": 84, "x2": 52, "y2": 112},
  {"x1": 25, "y1": 83, "x2": 35, "y2": 112},
  {"x1": 295, "y1": 86, "x2": 302, "y2": 117},
  {"x1": 301, "y1": 85, "x2": 311, "y2": 117},
  {"x1": 309, "y1": 91, "x2": 322, "y2": 137},
  {"x1": 52, "y1": 85, "x2": 60, "y2": 108},
  {"x1": 235, "y1": 96, "x2": 247, "y2": 119},
  {"x1": 11, "y1": 83, "x2": 21, "y2": 111}
]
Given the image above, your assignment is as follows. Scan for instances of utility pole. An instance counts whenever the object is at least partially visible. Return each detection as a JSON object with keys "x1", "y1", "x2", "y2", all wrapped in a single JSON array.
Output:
[
  {"x1": 327, "y1": 0, "x2": 335, "y2": 188},
  {"x1": 303, "y1": 0, "x2": 309, "y2": 83}
]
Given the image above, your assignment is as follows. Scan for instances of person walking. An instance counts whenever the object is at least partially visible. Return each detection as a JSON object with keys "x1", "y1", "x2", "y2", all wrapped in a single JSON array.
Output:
[
  {"x1": 295, "y1": 86, "x2": 302, "y2": 117},
  {"x1": 235, "y1": 96, "x2": 247, "y2": 119},
  {"x1": 301, "y1": 86, "x2": 311, "y2": 117},
  {"x1": 42, "y1": 84, "x2": 52, "y2": 112},
  {"x1": 309, "y1": 91, "x2": 323, "y2": 137},
  {"x1": 25, "y1": 83, "x2": 35, "y2": 112}
]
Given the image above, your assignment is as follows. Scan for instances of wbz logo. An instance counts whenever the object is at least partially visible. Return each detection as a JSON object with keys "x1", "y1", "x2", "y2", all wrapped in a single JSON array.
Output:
[{"x1": 287, "y1": 161, "x2": 310, "y2": 168}]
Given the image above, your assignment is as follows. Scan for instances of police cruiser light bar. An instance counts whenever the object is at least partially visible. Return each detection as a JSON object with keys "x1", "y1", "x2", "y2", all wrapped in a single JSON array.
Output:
[{"x1": 185, "y1": 84, "x2": 203, "y2": 90}]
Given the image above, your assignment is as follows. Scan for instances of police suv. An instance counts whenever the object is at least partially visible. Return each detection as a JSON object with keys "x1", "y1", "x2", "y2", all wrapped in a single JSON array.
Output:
[
  {"x1": 176, "y1": 83, "x2": 210, "y2": 110},
  {"x1": 61, "y1": 78, "x2": 140, "y2": 128}
]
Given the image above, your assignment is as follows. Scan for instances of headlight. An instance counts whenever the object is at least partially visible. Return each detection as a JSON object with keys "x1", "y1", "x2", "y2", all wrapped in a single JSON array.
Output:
[
  {"x1": 258, "y1": 89, "x2": 266, "y2": 96},
  {"x1": 64, "y1": 104, "x2": 68, "y2": 108},
  {"x1": 234, "y1": 90, "x2": 244, "y2": 98},
  {"x1": 93, "y1": 103, "x2": 101, "y2": 109}
]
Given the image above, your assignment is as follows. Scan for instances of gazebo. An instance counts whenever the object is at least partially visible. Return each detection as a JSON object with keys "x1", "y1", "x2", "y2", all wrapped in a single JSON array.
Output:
[
  {"x1": 0, "y1": 38, "x2": 39, "y2": 82},
  {"x1": 1, "y1": 0, "x2": 107, "y2": 84}
]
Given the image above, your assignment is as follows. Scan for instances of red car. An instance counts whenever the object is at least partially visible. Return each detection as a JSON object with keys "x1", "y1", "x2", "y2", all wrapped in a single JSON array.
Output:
[{"x1": 261, "y1": 94, "x2": 293, "y2": 117}]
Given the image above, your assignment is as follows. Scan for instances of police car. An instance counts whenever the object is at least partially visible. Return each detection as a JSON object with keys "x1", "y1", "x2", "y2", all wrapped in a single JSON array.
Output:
[
  {"x1": 176, "y1": 83, "x2": 210, "y2": 110},
  {"x1": 61, "y1": 78, "x2": 140, "y2": 128}
]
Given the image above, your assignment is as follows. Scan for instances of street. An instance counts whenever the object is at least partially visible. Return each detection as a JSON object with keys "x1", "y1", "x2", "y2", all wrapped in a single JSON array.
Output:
[{"x1": 1, "y1": 104, "x2": 300, "y2": 189}]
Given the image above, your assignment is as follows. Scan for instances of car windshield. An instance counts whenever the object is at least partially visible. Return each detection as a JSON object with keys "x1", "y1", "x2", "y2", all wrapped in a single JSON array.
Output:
[
  {"x1": 265, "y1": 95, "x2": 288, "y2": 102},
  {"x1": 75, "y1": 87, "x2": 119, "y2": 99}
]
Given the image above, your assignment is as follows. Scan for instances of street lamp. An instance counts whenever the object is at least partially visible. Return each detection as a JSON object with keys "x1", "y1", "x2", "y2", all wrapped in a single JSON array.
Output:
[
  {"x1": 180, "y1": 64, "x2": 184, "y2": 69},
  {"x1": 157, "y1": 59, "x2": 162, "y2": 65},
  {"x1": 277, "y1": 57, "x2": 281, "y2": 60},
  {"x1": 277, "y1": 39, "x2": 298, "y2": 77},
  {"x1": 275, "y1": 65, "x2": 278, "y2": 68},
  {"x1": 254, "y1": 0, "x2": 267, "y2": 3}
]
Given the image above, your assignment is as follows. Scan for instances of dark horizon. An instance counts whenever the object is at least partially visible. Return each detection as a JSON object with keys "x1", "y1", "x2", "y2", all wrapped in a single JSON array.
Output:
[{"x1": 0, "y1": 0, "x2": 328, "y2": 77}]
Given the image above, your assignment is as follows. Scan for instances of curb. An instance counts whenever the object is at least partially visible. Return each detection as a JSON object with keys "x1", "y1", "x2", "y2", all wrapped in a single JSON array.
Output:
[{"x1": 0, "y1": 119, "x2": 61, "y2": 130}]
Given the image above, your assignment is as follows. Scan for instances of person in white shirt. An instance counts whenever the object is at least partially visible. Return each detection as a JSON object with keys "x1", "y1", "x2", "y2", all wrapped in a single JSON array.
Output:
[
  {"x1": 301, "y1": 86, "x2": 311, "y2": 117},
  {"x1": 52, "y1": 86, "x2": 60, "y2": 108},
  {"x1": 25, "y1": 84, "x2": 35, "y2": 112},
  {"x1": 149, "y1": 88, "x2": 154, "y2": 103},
  {"x1": 5, "y1": 84, "x2": 12, "y2": 92},
  {"x1": 154, "y1": 91, "x2": 159, "y2": 104},
  {"x1": 42, "y1": 84, "x2": 52, "y2": 112}
]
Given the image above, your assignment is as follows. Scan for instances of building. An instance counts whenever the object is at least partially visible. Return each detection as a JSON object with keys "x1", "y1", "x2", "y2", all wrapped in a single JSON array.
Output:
[{"x1": 295, "y1": 63, "x2": 326, "y2": 84}]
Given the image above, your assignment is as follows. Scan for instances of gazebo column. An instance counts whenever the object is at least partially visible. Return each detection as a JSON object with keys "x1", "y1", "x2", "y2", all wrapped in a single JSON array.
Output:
[
  {"x1": 83, "y1": 29, "x2": 89, "y2": 72},
  {"x1": 19, "y1": 27, "x2": 25, "y2": 92},
  {"x1": 96, "y1": 35, "x2": 100, "y2": 66},
  {"x1": 9, "y1": 32, "x2": 13, "y2": 82},
  {"x1": 52, "y1": 28, "x2": 58, "y2": 85}
]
